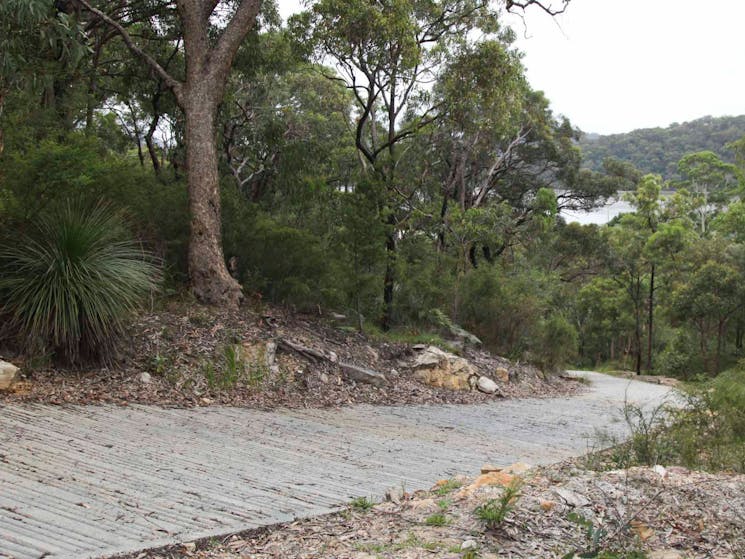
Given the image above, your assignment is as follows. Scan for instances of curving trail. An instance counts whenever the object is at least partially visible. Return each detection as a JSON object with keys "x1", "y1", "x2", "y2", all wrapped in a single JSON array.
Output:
[{"x1": 0, "y1": 371, "x2": 674, "y2": 559}]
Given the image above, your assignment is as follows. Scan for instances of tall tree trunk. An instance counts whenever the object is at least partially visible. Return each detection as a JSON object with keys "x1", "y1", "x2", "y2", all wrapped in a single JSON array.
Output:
[
  {"x1": 381, "y1": 215, "x2": 396, "y2": 331},
  {"x1": 634, "y1": 277, "x2": 642, "y2": 375},
  {"x1": 0, "y1": 89, "x2": 5, "y2": 155},
  {"x1": 75, "y1": 0, "x2": 261, "y2": 308},
  {"x1": 183, "y1": 95, "x2": 242, "y2": 307},
  {"x1": 646, "y1": 263, "x2": 655, "y2": 371}
]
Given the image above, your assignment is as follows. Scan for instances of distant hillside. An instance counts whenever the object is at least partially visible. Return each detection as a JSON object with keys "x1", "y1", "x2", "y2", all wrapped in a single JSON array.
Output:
[{"x1": 579, "y1": 115, "x2": 745, "y2": 179}]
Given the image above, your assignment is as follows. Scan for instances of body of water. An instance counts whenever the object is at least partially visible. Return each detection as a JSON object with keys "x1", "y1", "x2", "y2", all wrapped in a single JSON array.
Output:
[{"x1": 560, "y1": 191, "x2": 675, "y2": 226}]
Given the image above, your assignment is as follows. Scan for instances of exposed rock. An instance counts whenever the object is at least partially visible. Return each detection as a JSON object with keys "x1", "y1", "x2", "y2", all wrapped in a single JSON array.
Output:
[
  {"x1": 480, "y1": 464, "x2": 501, "y2": 474},
  {"x1": 363, "y1": 345, "x2": 379, "y2": 363},
  {"x1": 458, "y1": 471, "x2": 516, "y2": 496},
  {"x1": 554, "y1": 487, "x2": 590, "y2": 508},
  {"x1": 384, "y1": 486, "x2": 406, "y2": 504},
  {"x1": 137, "y1": 372, "x2": 152, "y2": 384},
  {"x1": 495, "y1": 367, "x2": 510, "y2": 383},
  {"x1": 339, "y1": 362, "x2": 387, "y2": 387},
  {"x1": 476, "y1": 376, "x2": 499, "y2": 394},
  {"x1": 0, "y1": 360, "x2": 19, "y2": 391},
  {"x1": 265, "y1": 342, "x2": 277, "y2": 367},
  {"x1": 410, "y1": 346, "x2": 478, "y2": 391},
  {"x1": 461, "y1": 540, "x2": 478, "y2": 551},
  {"x1": 503, "y1": 462, "x2": 532, "y2": 475}
]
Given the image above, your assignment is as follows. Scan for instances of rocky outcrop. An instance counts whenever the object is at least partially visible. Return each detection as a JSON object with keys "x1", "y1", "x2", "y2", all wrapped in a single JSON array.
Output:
[{"x1": 410, "y1": 346, "x2": 478, "y2": 390}]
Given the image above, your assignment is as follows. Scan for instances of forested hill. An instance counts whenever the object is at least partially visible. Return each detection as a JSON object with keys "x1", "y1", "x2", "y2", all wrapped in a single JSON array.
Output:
[{"x1": 579, "y1": 114, "x2": 745, "y2": 179}]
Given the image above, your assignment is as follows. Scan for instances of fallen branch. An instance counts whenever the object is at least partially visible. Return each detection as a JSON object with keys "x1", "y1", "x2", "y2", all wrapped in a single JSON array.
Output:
[{"x1": 278, "y1": 338, "x2": 388, "y2": 387}]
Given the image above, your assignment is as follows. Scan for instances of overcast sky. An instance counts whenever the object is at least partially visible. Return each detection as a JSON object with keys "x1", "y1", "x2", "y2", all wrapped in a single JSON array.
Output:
[{"x1": 278, "y1": 0, "x2": 745, "y2": 135}]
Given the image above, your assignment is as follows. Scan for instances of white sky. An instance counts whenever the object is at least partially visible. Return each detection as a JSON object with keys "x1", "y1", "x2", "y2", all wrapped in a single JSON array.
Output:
[{"x1": 278, "y1": 0, "x2": 745, "y2": 135}]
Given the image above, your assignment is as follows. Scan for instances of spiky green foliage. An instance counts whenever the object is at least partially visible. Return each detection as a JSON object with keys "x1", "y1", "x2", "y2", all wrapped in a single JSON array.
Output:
[{"x1": 0, "y1": 202, "x2": 159, "y2": 363}]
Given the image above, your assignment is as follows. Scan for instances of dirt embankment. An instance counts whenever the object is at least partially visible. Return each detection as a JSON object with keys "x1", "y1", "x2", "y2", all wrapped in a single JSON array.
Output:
[{"x1": 1, "y1": 303, "x2": 579, "y2": 408}]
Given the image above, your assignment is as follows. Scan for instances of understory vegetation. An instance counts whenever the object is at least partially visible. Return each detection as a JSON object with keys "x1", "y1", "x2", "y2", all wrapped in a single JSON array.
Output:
[
  {"x1": 587, "y1": 366, "x2": 745, "y2": 474},
  {"x1": 1, "y1": 1, "x2": 744, "y2": 421}
]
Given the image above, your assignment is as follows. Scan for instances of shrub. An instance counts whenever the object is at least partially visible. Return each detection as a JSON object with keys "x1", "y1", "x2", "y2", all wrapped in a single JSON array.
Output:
[
  {"x1": 0, "y1": 202, "x2": 159, "y2": 363},
  {"x1": 656, "y1": 328, "x2": 702, "y2": 379},
  {"x1": 473, "y1": 479, "x2": 522, "y2": 529},
  {"x1": 532, "y1": 313, "x2": 579, "y2": 374}
]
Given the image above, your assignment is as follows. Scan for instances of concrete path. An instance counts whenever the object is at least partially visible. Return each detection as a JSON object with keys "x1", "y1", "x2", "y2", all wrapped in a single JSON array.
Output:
[{"x1": 0, "y1": 371, "x2": 674, "y2": 559}]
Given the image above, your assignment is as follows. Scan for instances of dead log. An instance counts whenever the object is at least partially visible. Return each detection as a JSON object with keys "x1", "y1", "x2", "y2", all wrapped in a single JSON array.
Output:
[{"x1": 278, "y1": 338, "x2": 387, "y2": 387}]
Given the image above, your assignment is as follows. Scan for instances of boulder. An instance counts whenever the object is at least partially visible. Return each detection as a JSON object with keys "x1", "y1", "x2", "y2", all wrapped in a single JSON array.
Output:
[
  {"x1": 554, "y1": 487, "x2": 590, "y2": 508},
  {"x1": 0, "y1": 360, "x2": 19, "y2": 391},
  {"x1": 410, "y1": 346, "x2": 478, "y2": 391},
  {"x1": 476, "y1": 376, "x2": 499, "y2": 394},
  {"x1": 495, "y1": 367, "x2": 510, "y2": 383}
]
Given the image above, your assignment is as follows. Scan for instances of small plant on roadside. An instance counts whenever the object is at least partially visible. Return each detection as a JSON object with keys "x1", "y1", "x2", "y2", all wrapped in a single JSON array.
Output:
[
  {"x1": 473, "y1": 479, "x2": 522, "y2": 529},
  {"x1": 434, "y1": 478, "x2": 463, "y2": 496},
  {"x1": 424, "y1": 512, "x2": 450, "y2": 526},
  {"x1": 350, "y1": 496, "x2": 374, "y2": 511},
  {"x1": 563, "y1": 511, "x2": 648, "y2": 559},
  {"x1": 437, "y1": 498, "x2": 451, "y2": 511}
]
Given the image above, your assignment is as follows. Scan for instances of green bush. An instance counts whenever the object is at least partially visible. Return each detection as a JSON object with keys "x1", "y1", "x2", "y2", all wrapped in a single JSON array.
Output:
[
  {"x1": 656, "y1": 328, "x2": 702, "y2": 379},
  {"x1": 0, "y1": 202, "x2": 160, "y2": 363},
  {"x1": 222, "y1": 185, "x2": 342, "y2": 309},
  {"x1": 532, "y1": 314, "x2": 579, "y2": 374}
]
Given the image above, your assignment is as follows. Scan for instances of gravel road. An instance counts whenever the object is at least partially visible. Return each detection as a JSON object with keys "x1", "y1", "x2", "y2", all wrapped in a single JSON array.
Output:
[{"x1": 0, "y1": 371, "x2": 675, "y2": 559}]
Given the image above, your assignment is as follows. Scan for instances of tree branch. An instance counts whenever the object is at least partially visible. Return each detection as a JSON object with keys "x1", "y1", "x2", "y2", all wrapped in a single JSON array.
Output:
[
  {"x1": 211, "y1": 0, "x2": 262, "y2": 82},
  {"x1": 74, "y1": 0, "x2": 183, "y2": 103}
]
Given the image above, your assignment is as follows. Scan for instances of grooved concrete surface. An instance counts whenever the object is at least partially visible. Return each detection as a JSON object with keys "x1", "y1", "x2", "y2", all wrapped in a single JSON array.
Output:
[{"x1": 0, "y1": 372, "x2": 674, "y2": 559}]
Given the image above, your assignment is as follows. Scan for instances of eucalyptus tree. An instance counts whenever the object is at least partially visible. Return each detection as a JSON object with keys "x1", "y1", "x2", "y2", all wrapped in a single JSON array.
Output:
[
  {"x1": 297, "y1": 0, "x2": 570, "y2": 328},
  {"x1": 296, "y1": 0, "x2": 505, "y2": 328},
  {"x1": 0, "y1": 0, "x2": 86, "y2": 152},
  {"x1": 433, "y1": 39, "x2": 615, "y2": 269},
  {"x1": 73, "y1": 0, "x2": 265, "y2": 307},
  {"x1": 676, "y1": 151, "x2": 740, "y2": 234}
]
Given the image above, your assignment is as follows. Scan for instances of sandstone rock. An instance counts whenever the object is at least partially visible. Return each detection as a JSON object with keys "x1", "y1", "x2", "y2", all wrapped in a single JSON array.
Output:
[
  {"x1": 137, "y1": 372, "x2": 152, "y2": 384},
  {"x1": 0, "y1": 360, "x2": 19, "y2": 390},
  {"x1": 554, "y1": 487, "x2": 590, "y2": 508},
  {"x1": 363, "y1": 345, "x2": 379, "y2": 363},
  {"x1": 458, "y1": 471, "x2": 516, "y2": 496},
  {"x1": 410, "y1": 346, "x2": 478, "y2": 391},
  {"x1": 476, "y1": 376, "x2": 499, "y2": 394},
  {"x1": 408, "y1": 498, "x2": 439, "y2": 513},
  {"x1": 495, "y1": 367, "x2": 510, "y2": 383},
  {"x1": 480, "y1": 464, "x2": 501, "y2": 474},
  {"x1": 503, "y1": 462, "x2": 532, "y2": 475},
  {"x1": 384, "y1": 486, "x2": 406, "y2": 504}
]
